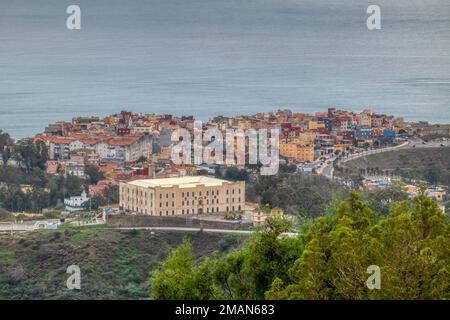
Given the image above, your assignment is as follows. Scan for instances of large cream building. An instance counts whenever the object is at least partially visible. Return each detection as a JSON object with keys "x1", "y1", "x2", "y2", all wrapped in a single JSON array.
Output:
[{"x1": 120, "y1": 176, "x2": 245, "y2": 216}]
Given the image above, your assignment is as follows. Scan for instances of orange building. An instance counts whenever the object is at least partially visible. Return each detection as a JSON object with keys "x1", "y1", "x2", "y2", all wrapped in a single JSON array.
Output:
[{"x1": 280, "y1": 142, "x2": 315, "y2": 162}]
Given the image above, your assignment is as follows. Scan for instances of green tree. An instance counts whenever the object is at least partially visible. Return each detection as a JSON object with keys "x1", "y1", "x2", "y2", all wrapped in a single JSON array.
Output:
[
  {"x1": 104, "y1": 184, "x2": 119, "y2": 204},
  {"x1": 363, "y1": 183, "x2": 408, "y2": 216},
  {"x1": 12, "y1": 139, "x2": 48, "y2": 173},
  {"x1": 0, "y1": 130, "x2": 14, "y2": 166},
  {"x1": 151, "y1": 239, "x2": 216, "y2": 299},
  {"x1": 85, "y1": 165, "x2": 105, "y2": 185},
  {"x1": 64, "y1": 174, "x2": 83, "y2": 197},
  {"x1": 29, "y1": 188, "x2": 51, "y2": 212},
  {"x1": 150, "y1": 193, "x2": 450, "y2": 300},
  {"x1": 0, "y1": 208, "x2": 12, "y2": 221}
]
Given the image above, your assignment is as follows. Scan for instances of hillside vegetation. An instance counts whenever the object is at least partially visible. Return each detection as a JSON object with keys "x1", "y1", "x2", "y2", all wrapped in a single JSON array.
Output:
[
  {"x1": 215, "y1": 166, "x2": 348, "y2": 218},
  {"x1": 0, "y1": 227, "x2": 246, "y2": 299},
  {"x1": 152, "y1": 193, "x2": 450, "y2": 300},
  {"x1": 340, "y1": 147, "x2": 450, "y2": 185}
]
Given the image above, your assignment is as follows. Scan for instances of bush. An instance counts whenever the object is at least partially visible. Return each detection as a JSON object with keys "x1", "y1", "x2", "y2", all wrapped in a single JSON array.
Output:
[
  {"x1": 0, "y1": 208, "x2": 12, "y2": 221},
  {"x1": 4, "y1": 266, "x2": 25, "y2": 285},
  {"x1": 43, "y1": 210, "x2": 61, "y2": 219}
]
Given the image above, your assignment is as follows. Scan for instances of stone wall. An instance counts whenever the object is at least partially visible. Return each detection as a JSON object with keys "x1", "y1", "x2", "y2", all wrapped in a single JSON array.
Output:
[{"x1": 106, "y1": 214, "x2": 253, "y2": 230}]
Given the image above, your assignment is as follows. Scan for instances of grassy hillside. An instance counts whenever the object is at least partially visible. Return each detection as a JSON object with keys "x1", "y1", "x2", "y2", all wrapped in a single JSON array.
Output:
[
  {"x1": 341, "y1": 147, "x2": 450, "y2": 185},
  {"x1": 246, "y1": 172, "x2": 348, "y2": 217},
  {"x1": 0, "y1": 226, "x2": 247, "y2": 300}
]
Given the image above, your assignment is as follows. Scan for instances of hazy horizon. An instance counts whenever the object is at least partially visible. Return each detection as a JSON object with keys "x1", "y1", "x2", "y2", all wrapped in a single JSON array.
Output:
[{"x1": 1, "y1": 0, "x2": 449, "y2": 138}]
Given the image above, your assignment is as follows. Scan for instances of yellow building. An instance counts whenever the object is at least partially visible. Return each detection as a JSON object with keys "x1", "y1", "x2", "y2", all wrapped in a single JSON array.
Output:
[
  {"x1": 294, "y1": 131, "x2": 316, "y2": 145},
  {"x1": 280, "y1": 142, "x2": 315, "y2": 162},
  {"x1": 120, "y1": 176, "x2": 245, "y2": 216},
  {"x1": 359, "y1": 109, "x2": 373, "y2": 127},
  {"x1": 308, "y1": 121, "x2": 325, "y2": 130}
]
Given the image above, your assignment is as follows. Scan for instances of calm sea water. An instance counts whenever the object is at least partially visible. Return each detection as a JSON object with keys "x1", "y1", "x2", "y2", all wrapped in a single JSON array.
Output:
[{"x1": 1, "y1": 0, "x2": 449, "y2": 138}]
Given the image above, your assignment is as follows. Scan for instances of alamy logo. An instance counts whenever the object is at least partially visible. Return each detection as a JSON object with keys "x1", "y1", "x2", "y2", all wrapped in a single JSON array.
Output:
[
  {"x1": 66, "y1": 265, "x2": 81, "y2": 290},
  {"x1": 366, "y1": 265, "x2": 381, "y2": 290},
  {"x1": 366, "y1": 5, "x2": 381, "y2": 30},
  {"x1": 171, "y1": 121, "x2": 279, "y2": 175},
  {"x1": 66, "y1": 5, "x2": 81, "y2": 30}
]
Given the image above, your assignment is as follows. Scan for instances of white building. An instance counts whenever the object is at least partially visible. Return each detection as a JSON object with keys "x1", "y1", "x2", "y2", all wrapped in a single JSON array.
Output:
[
  {"x1": 39, "y1": 133, "x2": 154, "y2": 163},
  {"x1": 64, "y1": 190, "x2": 90, "y2": 212}
]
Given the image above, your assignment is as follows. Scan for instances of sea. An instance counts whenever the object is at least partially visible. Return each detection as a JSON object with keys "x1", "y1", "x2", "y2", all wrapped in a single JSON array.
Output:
[{"x1": 0, "y1": 0, "x2": 449, "y2": 139}]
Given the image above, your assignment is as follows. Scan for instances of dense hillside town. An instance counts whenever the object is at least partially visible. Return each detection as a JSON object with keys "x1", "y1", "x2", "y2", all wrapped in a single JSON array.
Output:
[
  {"x1": 1, "y1": 110, "x2": 449, "y2": 300},
  {"x1": 1, "y1": 107, "x2": 449, "y2": 219},
  {"x1": 30, "y1": 108, "x2": 408, "y2": 178}
]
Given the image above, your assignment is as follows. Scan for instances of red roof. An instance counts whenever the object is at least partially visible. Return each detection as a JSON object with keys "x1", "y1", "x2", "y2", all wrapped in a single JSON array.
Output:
[
  {"x1": 49, "y1": 136, "x2": 75, "y2": 144},
  {"x1": 81, "y1": 139, "x2": 100, "y2": 145}
]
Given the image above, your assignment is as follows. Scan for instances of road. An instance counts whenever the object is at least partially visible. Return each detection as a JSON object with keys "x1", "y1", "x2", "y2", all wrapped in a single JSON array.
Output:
[
  {"x1": 319, "y1": 137, "x2": 450, "y2": 179},
  {"x1": 340, "y1": 140, "x2": 409, "y2": 164},
  {"x1": 321, "y1": 160, "x2": 335, "y2": 178},
  {"x1": 318, "y1": 139, "x2": 410, "y2": 179},
  {"x1": 406, "y1": 137, "x2": 450, "y2": 149},
  {"x1": 0, "y1": 223, "x2": 35, "y2": 232}
]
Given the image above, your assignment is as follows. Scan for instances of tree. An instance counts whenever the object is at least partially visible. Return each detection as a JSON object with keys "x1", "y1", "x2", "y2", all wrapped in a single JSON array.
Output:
[
  {"x1": 246, "y1": 173, "x2": 347, "y2": 217},
  {"x1": 0, "y1": 130, "x2": 13, "y2": 165},
  {"x1": 151, "y1": 192, "x2": 450, "y2": 300},
  {"x1": 29, "y1": 188, "x2": 51, "y2": 212},
  {"x1": 85, "y1": 165, "x2": 105, "y2": 185},
  {"x1": 215, "y1": 166, "x2": 249, "y2": 181},
  {"x1": 275, "y1": 193, "x2": 449, "y2": 300},
  {"x1": 90, "y1": 184, "x2": 120, "y2": 209},
  {"x1": 90, "y1": 195, "x2": 106, "y2": 210},
  {"x1": 151, "y1": 214, "x2": 303, "y2": 300},
  {"x1": 12, "y1": 139, "x2": 48, "y2": 173},
  {"x1": 265, "y1": 278, "x2": 288, "y2": 300},
  {"x1": 64, "y1": 174, "x2": 83, "y2": 197},
  {"x1": 0, "y1": 208, "x2": 12, "y2": 221},
  {"x1": 104, "y1": 184, "x2": 119, "y2": 204},
  {"x1": 151, "y1": 239, "x2": 216, "y2": 299},
  {"x1": 362, "y1": 183, "x2": 408, "y2": 215}
]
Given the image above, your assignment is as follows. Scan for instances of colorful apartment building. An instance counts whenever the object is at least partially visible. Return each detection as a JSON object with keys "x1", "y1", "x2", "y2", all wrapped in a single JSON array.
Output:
[{"x1": 280, "y1": 142, "x2": 315, "y2": 162}]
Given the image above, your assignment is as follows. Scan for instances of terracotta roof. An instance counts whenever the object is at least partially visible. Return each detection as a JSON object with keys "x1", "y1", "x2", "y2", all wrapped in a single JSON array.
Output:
[
  {"x1": 49, "y1": 136, "x2": 75, "y2": 144},
  {"x1": 107, "y1": 139, "x2": 135, "y2": 146},
  {"x1": 99, "y1": 163, "x2": 119, "y2": 173},
  {"x1": 81, "y1": 139, "x2": 100, "y2": 145}
]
